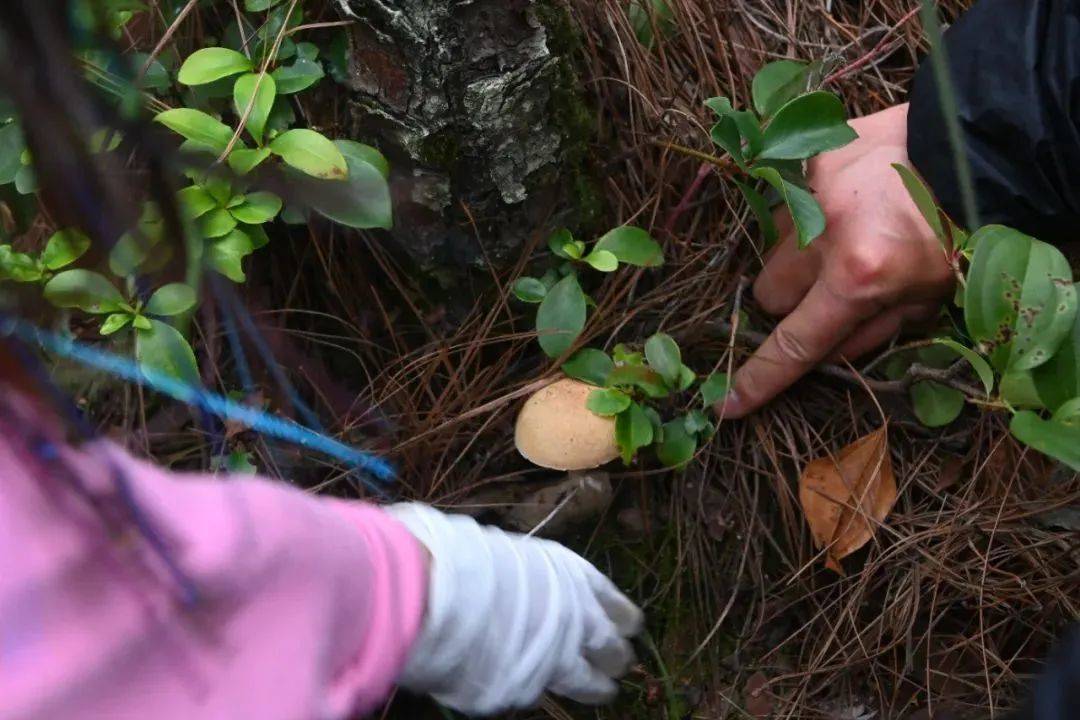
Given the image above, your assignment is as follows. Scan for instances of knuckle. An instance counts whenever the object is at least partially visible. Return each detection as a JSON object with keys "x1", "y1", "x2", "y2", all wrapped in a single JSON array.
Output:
[
  {"x1": 838, "y1": 246, "x2": 890, "y2": 290},
  {"x1": 772, "y1": 325, "x2": 815, "y2": 365}
]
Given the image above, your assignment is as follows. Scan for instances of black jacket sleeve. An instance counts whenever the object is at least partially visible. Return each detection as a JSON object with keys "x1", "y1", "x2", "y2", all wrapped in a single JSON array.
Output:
[{"x1": 907, "y1": 0, "x2": 1080, "y2": 245}]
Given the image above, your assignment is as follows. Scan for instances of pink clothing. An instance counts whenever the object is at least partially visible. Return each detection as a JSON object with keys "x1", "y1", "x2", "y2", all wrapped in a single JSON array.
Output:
[{"x1": 0, "y1": 394, "x2": 428, "y2": 720}]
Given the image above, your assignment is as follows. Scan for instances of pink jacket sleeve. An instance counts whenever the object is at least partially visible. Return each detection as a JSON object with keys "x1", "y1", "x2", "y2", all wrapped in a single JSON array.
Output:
[{"x1": 0, "y1": 399, "x2": 428, "y2": 720}]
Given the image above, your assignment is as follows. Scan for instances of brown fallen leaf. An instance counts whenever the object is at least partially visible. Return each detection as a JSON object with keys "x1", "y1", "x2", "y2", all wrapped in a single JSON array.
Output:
[
  {"x1": 743, "y1": 671, "x2": 773, "y2": 718},
  {"x1": 799, "y1": 426, "x2": 897, "y2": 574}
]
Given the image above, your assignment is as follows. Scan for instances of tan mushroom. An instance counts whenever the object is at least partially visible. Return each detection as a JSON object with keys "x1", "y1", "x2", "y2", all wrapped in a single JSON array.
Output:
[{"x1": 514, "y1": 378, "x2": 619, "y2": 470}]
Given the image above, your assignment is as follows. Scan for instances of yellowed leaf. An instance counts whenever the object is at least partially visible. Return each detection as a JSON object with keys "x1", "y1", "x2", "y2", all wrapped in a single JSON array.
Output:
[{"x1": 798, "y1": 426, "x2": 897, "y2": 574}]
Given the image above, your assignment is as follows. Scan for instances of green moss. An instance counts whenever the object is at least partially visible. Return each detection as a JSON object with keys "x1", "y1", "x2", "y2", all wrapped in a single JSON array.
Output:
[{"x1": 418, "y1": 131, "x2": 461, "y2": 169}]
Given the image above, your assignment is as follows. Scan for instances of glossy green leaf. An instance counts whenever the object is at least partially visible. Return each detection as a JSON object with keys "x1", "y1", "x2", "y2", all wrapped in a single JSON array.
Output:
[
  {"x1": 336, "y1": 140, "x2": 390, "y2": 179},
  {"x1": 132, "y1": 315, "x2": 152, "y2": 331},
  {"x1": 207, "y1": 229, "x2": 253, "y2": 283},
  {"x1": 676, "y1": 364, "x2": 696, "y2": 391},
  {"x1": 932, "y1": 338, "x2": 995, "y2": 397},
  {"x1": 607, "y1": 364, "x2": 669, "y2": 399},
  {"x1": 300, "y1": 140, "x2": 392, "y2": 229},
  {"x1": 710, "y1": 116, "x2": 745, "y2": 169},
  {"x1": 0, "y1": 123, "x2": 25, "y2": 184},
  {"x1": 683, "y1": 409, "x2": 710, "y2": 434},
  {"x1": 14, "y1": 164, "x2": 37, "y2": 195},
  {"x1": 43, "y1": 269, "x2": 125, "y2": 313},
  {"x1": 758, "y1": 92, "x2": 857, "y2": 161},
  {"x1": 893, "y1": 163, "x2": 946, "y2": 245},
  {"x1": 177, "y1": 185, "x2": 217, "y2": 220},
  {"x1": 594, "y1": 226, "x2": 663, "y2": 267},
  {"x1": 644, "y1": 332, "x2": 681, "y2": 388},
  {"x1": 548, "y1": 229, "x2": 574, "y2": 259},
  {"x1": 911, "y1": 381, "x2": 964, "y2": 427},
  {"x1": 1010, "y1": 410, "x2": 1080, "y2": 471},
  {"x1": 700, "y1": 372, "x2": 730, "y2": 407},
  {"x1": 228, "y1": 147, "x2": 272, "y2": 175},
  {"x1": 136, "y1": 319, "x2": 200, "y2": 385},
  {"x1": 1034, "y1": 286, "x2": 1080, "y2": 412},
  {"x1": 657, "y1": 418, "x2": 697, "y2": 468},
  {"x1": 270, "y1": 129, "x2": 347, "y2": 180},
  {"x1": 750, "y1": 166, "x2": 825, "y2": 248},
  {"x1": 41, "y1": 229, "x2": 90, "y2": 270},
  {"x1": 271, "y1": 58, "x2": 324, "y2": 95},
  {"x1": 613, "y1": 343, "x2": 644, "y2": 367},
  {"x1": 964, "y1": 225, "x2": 1076, "y2": 372},
  {"x1": 233, "y1": 72, "x2": 276, "y2": 145},
  {"x1": 244, "y1": 0, "x2": 285, "y2": 10},
  {"x1": 752, "y1": 60, "x2": 811, "y2": 118},
  {"x1": 586, "y1": 388, "x2": 632, "y2": 417},
  {"x1": 1001, "y1": 370, "x2": 1044, "y2": 409},
  {"x1": 224, "y1": 450, "x2": 258, "y2": 474},
  {"x1": 536, "y1": 275, "x2": 587, "y2": 358},
  {"x1": 734, "y1": 180, "x2": 778, "y2": 248},
  {"x1": 615, "y1": 402, "x2": 654, "y2": 464},
  {"x1": 178, "y1": 47, "x2": 252, "y2": 86},
  {"x1": 584, "y1": 249, "x2": 618, "y2": 272},
  {"x1": 88, "y1": 128, "x2": 123, "y2": 154},
  {"x1": 703, "y1": 97, "x2": 762, "y2": 158},
  {"x1": 199, "y1": 207, "x2": 238, "y2": 239},
  {"x1": 99, "y1": 312, "x2": 132, "y2": 336},
  {"x1": 229, "y1": 191, "x2": 282, "y2": 224},
  {"x1": 562, "y1": 348, "x2": 615, "y2": 386},
  {"x1": 563, "y1": 240, "x2": 585, "y2": 260},
  {"x1": 513, "y1": 277, "x2": 547, "y2": 303},
  {"x1": 0, "y1": 245, "x2": 42, "y2": 282},
  {"x1": 155, "y1": 109, "x2": 234, "y2": 154},
  {"x1": 1052, "y1": 397, "x2": 1080, "y2": 427},
  {"x1": 146, "y1": 283, "x2": 196, "y2": 316}
]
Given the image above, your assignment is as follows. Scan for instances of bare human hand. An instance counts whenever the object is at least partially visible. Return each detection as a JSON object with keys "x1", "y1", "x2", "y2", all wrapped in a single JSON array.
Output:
[{"x1": 717, "y1": 104, "x2": 954, "y2": 419}]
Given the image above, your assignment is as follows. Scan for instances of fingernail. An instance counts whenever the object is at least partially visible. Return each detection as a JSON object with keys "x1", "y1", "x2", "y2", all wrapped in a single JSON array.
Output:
[{"x1": 713, "y1": 389, "x2": 745, "y2": 419}]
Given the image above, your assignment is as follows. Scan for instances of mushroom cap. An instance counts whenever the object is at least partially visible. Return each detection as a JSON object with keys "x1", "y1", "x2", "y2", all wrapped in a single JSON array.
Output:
[{"x1": 514, "y1": 378, "x2": 619, "y2": 470}]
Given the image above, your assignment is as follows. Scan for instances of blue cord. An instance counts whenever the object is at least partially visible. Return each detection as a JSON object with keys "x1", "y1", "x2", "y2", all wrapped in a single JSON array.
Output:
[{"x1": 0, "y1": 316, "x2": 396, "y2": 484}]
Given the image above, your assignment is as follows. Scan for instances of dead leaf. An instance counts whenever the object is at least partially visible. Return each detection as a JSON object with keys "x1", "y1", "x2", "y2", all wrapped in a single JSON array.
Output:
[
  {"x1": 743, "y1": 671, "x2": 773, "y2": 718},
  {"x1": 799, "y1": 427, "x2": 897, "y2": 574}
]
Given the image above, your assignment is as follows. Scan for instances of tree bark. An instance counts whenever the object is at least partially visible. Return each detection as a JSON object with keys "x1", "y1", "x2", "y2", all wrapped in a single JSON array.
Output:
[{"x1": 337, "y1": 0, "x2": 598, "y2": 286}]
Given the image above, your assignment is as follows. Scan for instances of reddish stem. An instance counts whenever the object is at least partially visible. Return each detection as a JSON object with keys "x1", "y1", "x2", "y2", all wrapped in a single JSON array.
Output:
[{"x1": 664, "y1": 162, "x2": 713, "y2": 235}]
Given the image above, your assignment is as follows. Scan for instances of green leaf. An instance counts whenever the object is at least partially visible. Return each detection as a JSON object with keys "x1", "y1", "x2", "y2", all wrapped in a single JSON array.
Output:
[
  {"x1": 700, "y1": 372, "x2": 730, "y2": 406},
  {"x1": 911, "y1": 381, "x2": 965, "y2": 427},
  {"x1": 563, "y1": 240, "x2": 585, "y2": 260},
  {"x1": 594, "y1": 226, "x2": 663, "y2": 267},
  {"x1": 676, "y1": 364, "x2": 696, "y2": 391},
  {"x1": 244, "y1": 0, "x2": 284, "y2": 10},
  {"x1": 296, "y1": 42, "x2": 319, "y2": 62},
  {"x1": 232, "y1": 72, "x2": 276, "y2": 145},
  {"x1": 229, "y1": 191, "x2": 282, "y2": 224},
  {"x1": 0, "y1": 123, "x2": 25, "y2": 184},
  {"x1": 704, "y1": 97, "x2": 762, "y2": 158},
  {"x1": 0, "y1": 245, "x2": 42, "y2": 282},
  {"x1": 613, "y1": 343, "x2": 644, "y2": 367},
  {"x1": 513, "y1": 277, "x2": 547, "y2": 303},
  {"x1": 750, "y1": 166, "x2": 825, "y2": 248},
  {"x1": 548, "y1": 228, "x2": 574, "y2": 259},
  {"x1": 1052, "y1": 397, "x2": 1080, "y2": 427},
  {"x1": 758, "y1": 92, "x2": 858, "y2": 161},
  {"x1": 607, "y1": 364, "x2": 669, "y2": 399},
  {"x1": 88, "y1": 128, "x2": 123, "y2": 154},
  {"x1": 146, "y1": 283, "x2": 196, "y2": 316},
  {"x1": 207, "y1": 229, "x2": 253, "y2": 283},
  {"x1": 752, "y1": 59, "x2": 812, "y2": 118},
  {"x1": 224, "y1": 450, "x2": 258, "y2": 474},
  {"x1": 131, "y1": 52, "x2": 170, "y2": 91},
  {"x1": 657, "y1": 418, "x2": 697, "y2": 468},
  {"x1": 932, "y1": 338, "x2": 995, "y2": 397},
  {"x1": 893, "y1": 163, "x2": 946, "y2": 245},
  {"x1": 99, "y1": 312, "x2": 132, "y2": 336},
  {"x1": 43, "y1": 270, "x2": 125, "y2": 313},
  {"x1": 270, "y1": 129, "x2": 347, "y2": 180},
  {"x1": 615, "y1": 402, "x2": 654, "y2": 464},
  {"x1": 177, "y1": 185, "x2": 217, "y2": 220},
  {"x1": 132, "y1": 315, "x2": 152, "y2": 331},
  {"x1": 586, "y1": 388, "x2": 632, "y2": 416},
  {"x1": 536, "y1": 275, "x2": 587, "y2": 358},
  {"x1": 584, "y1": 249, "x2": 618, "y2": 272},
  {"x1": 300, "y1": 140, "x2": 392, "y2": 229},
  {"x1": 963, "y1": 225, "x2": 1076, "y2": 372},
  {"x1": 1001, "y1": 370, "x2": 1044, "y2": 409},
  {"x1": 242, "y1": 223, "x2": 270, "y2": 250},
  {"x1": 734, "y1": 180, "x2": 778, "y2": 248},
  {"x1": 645, "y1": 332, "x2": 682, "y2": 388},
  {"x1": 154, "y1": 108, "x2": 234, "y2": 154},
  {"x1": 178, "y1": 47, "x2": 252, "y2": 86},
  {"x1": 710, "y1": 116, "x2": 745, "y2": 169},
  {"x1": 683, "y1": 409, "x2": 710, "y2": 434},
  {"x1": 271, "y1": 58, "x2": 325, "y2": 94},
  {"x1": 41, "y1": 229, "x2": 90, "y2": 270},
  {"x1": 14, "y1": 164, "x2": 37, "y2": 195},
  {"x1": 136, "y1": 319, "x2": 200, "y2": 386},
  {"x1": 1009, "y1": 411, "x2": 1080, "y2": 471},
  {"x1": 199, "y1": 207, "x2": 238, "y2": 239},
  {"x1": 336, "y1": 140, "x2": 390, "y2": 179},
  {"x1": 1034, "y1": 286, "x2": 1080, "y2": 412},
  {"x1": 228, "y1": 147, "x2": 272, "y2": 175},
  {"x1": 628, "y1": 0, "x2": 674, "y2": 48},
  {"x1": 561, "y1": 348, "x2": 615, "y2": 386}
]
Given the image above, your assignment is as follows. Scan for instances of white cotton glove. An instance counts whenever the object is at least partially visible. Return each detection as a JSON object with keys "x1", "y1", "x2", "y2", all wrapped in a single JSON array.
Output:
[{"x1": 386, "y1": 503, "x2": 644, "y2": 716}]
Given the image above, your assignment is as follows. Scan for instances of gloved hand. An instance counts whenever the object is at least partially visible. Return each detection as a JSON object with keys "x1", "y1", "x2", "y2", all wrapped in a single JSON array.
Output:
[{"x1": 386, "y1": 503, "x2": 643, "y2": 716}]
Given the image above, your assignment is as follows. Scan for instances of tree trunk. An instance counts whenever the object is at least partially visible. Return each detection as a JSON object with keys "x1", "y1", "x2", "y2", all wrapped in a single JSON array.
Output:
[{"x1": 337, "y1": 0, "x2": 599, "y2": 287}]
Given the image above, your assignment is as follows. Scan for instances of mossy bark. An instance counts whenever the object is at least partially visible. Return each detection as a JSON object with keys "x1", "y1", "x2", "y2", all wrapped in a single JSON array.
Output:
[{"x1": 338, "y1": 0, "x2": 600, "y2": 286}]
